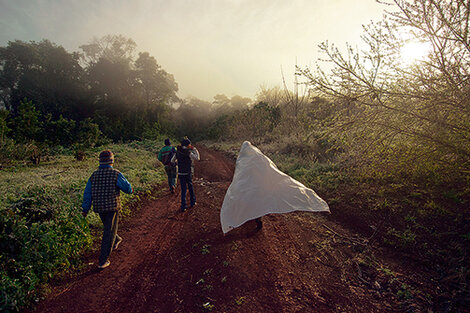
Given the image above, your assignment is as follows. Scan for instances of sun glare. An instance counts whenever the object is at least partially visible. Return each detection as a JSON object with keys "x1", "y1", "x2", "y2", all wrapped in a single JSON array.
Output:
[{"x1": 400, "y1": 41, "x2": 431, "y2": 65}]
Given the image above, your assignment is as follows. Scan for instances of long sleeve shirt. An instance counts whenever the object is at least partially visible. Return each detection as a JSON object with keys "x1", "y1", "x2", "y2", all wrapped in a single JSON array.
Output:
[{"x1": 81, "y1": 165, "x2": 133, "y2": 214}]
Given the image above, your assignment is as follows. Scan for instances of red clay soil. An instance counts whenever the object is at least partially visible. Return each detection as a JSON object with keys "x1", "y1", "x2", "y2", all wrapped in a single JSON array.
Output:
[{"x1": 27, "y1": 145, "x2": 427, "y2": 313}]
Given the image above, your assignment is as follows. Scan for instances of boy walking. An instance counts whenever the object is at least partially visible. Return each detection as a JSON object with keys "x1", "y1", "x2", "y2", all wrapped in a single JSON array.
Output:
[
  {"x1": 171, "y1": 137, "x2": 200, "y2": 212},
  {"x1": 157, "y1": 138, "x2": 177, "y2": 193},
  {"x1": 81, "y1": 150, "x2": 133, "y2": 269}
]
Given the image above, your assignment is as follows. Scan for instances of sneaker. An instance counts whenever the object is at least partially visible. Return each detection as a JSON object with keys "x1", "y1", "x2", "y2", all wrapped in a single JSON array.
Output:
[
  {"x1": 98, "y1": 260, "x2": 110, "y2": 269},
  {"x1": 190, "y1": 202, "x2": 196, "y2": 208},
  {"x1": 181, "y1": 208, "x2": 186, "y2": 212},
  {"x1": 113, "y1": 237, "x2": 123, "y2": 250}
]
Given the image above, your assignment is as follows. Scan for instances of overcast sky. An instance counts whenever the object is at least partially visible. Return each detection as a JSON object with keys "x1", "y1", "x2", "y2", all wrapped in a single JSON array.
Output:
[{"x1": 0, "y1": 0, "x2": 385, "y2": 101}]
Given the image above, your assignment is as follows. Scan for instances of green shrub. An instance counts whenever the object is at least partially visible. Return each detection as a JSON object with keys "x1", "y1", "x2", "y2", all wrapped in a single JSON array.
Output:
[
  {"x1": 0, "y1": 137, "x2": 16, "y2": 165},
  {"x1": 77, "y1": 118, "x2": 102, "y2": 148},
  {"x1": 12, "y1": 99, "x2": 42, "y2": 143}
]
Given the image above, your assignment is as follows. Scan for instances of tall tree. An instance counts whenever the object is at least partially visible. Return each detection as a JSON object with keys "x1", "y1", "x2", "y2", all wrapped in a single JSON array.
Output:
[
  {"x1": 230, "y1": 95, "x2": 251, "y2": 111},
  {"x1": 135, "y1": 52, "x2": 178, "y2": 106},
  {"x1": 81, "y1": 35, "x2": 137, "y2": 106},
  {"x1": 0, "y1": 40, "x2": 85, "y2": 118},
  {"x1": 80, "y1": 34, "x2": 179, "y2": 140}
]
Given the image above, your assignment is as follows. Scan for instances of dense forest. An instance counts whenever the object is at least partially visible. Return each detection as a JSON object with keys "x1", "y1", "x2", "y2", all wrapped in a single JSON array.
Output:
[{"x1": 1, "y1": 0, "x2": 469, "y2": 311}]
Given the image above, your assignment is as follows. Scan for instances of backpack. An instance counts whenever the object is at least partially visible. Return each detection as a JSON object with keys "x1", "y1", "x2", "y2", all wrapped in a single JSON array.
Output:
[{"x1": 160, "y1": 148, "x2": 174, "y2": 166}]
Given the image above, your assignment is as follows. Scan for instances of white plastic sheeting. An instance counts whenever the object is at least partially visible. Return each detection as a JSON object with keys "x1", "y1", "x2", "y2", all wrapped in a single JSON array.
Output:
[{"x1": 220, "y1": 141, "x2": 330, "y2": 234}]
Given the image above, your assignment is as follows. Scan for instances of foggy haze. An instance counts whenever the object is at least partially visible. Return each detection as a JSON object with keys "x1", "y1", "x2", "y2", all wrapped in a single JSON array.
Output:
[{"x1": 0, "y1": 0, "x2": 385, "y2": 101}]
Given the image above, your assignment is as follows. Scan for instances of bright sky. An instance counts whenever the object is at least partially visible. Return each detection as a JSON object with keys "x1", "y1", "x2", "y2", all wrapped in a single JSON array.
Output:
[{"x1": 0, "y1": 0, "x2": 385, "y2": 101}]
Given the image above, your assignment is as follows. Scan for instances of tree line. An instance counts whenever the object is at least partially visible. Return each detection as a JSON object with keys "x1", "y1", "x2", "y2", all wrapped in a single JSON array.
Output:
[
  {"x1": 0, "y1": 35, "x2": 258, "y2": 164},
  {"x1": 0, "y1": 35, "x2": 179, "y2": 163}
]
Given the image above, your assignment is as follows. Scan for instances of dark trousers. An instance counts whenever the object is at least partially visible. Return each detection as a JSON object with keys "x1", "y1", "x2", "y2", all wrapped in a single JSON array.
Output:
[
  {"x1": 98, "y1": 211, "x2": 120, "y2": 265},
  {"x1": 165, "y1": 165, "x2": 177, "y2": 189},
  {"x1": 179, "y1": 174, "x2": 195, "y2": 210}
]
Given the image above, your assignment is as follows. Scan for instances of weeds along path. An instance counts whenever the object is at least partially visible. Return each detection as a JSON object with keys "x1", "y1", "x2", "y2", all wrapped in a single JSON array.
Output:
[{"x1": 29, "y1": 145, "x2": 412, "y2": 313}]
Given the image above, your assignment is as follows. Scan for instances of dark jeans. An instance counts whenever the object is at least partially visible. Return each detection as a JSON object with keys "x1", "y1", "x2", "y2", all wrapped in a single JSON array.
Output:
[
  {"x1": 179, "y1": 174, "x2": 195, "y2": 210},
  {"x1": 165, "y1": 165, "x2": 177, "y2": 189},
  {"x1": 98, "y1": 211, "x2": 120, "y2": 266}
]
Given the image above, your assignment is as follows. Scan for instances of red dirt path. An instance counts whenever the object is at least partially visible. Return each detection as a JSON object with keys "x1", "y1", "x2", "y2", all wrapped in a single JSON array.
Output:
[{"x1": 28, "y1": 145, "x2": 414, "y2": 313}]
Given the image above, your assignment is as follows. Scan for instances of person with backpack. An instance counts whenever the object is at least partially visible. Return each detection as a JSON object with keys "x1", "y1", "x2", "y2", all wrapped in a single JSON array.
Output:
[
  {"x1": 81, "y1": 150, "x2": 133, "y2": 269},
  {"x1": 158, "y1": 138, "x2": 177, "y2": 194},
  {"x1": 171, "y1": 137, "x2": 200, "y2": 212}
]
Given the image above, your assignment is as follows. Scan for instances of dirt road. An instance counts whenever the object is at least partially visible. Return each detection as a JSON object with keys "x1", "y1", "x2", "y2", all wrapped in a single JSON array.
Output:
[{"x1": 29, "y1": 145, "x2": 411, "y2": 313}]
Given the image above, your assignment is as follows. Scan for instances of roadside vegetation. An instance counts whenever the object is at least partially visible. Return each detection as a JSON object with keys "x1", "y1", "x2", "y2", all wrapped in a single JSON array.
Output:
[{"x1": 0, "y1": 140, "x2": 167, "y2": 311}]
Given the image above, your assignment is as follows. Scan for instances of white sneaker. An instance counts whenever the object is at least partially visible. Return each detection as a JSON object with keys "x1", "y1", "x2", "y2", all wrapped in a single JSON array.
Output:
[{"x1": 98, "y1": 260, "x2": 110, "y2": 269}]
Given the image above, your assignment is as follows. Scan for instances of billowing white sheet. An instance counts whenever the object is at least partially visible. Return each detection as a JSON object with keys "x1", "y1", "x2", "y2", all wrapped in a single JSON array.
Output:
[{"x1": 220, "y1": 141, "x2": 330, "y2": 234}]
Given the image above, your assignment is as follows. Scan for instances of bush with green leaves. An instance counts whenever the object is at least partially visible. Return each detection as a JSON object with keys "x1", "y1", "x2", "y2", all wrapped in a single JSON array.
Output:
[
  {"x1": 12, "y1": 99, "x2": 42, "y2": 143},
  {"x1": 0, "y1": 185, "x2": 92, "y2": 312},
  {"x1": 77, "y1": 118, "x2": 101, "y2": 148}
]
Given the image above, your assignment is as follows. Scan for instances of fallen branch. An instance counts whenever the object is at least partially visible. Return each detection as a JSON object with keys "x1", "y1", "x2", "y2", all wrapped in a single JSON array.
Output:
[
  {"x1": 355, "y1": 261, "x2": 370, "y2": 285},
  {"x1": 321, "y1": 224, "x2": 368, "y2": 246},
  {"x1": 367, "y1": 216, "x2": 388, "y2": 243}
]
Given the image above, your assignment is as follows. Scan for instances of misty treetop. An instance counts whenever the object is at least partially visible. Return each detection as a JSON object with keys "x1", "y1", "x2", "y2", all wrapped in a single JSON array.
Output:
[
  {"x1": 0, "y1": 33, "x2": 262, "y2": 165},
  {"x1": 0, "y1": 35, "x2": 180, "y2": 150},
  {"x1": 173, "y1": 94, "x2": 252, "y2": 138}
]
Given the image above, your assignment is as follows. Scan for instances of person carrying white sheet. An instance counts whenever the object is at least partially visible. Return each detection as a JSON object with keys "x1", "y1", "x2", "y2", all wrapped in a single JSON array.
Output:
[{"x1": 220, "y1": 141, "x2": 329, "y2": 234}]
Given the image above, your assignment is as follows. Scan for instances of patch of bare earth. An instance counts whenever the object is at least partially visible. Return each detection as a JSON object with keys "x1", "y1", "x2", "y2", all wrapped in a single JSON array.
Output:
[{"x1": 27, "y1": 145, "x2": 431, "y2": 313}]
